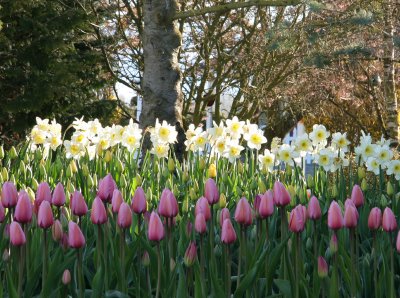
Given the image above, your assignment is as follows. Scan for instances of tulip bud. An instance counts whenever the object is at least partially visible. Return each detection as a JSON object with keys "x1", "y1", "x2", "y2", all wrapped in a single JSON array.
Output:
[
  {"x1": 0, "y1": 203, "x2": 5, "y2": 223},
  {"x1": 307, "y1": 196, "x2": 321, "y2": 220},
  {"x1": 14, "y1": 191, "x2": 33, "y2": 224},
  {"x1": 182, "y1": 198, "x2": 189, "y2": 213},
  {"x1": 259, "y1": 190, "x2": 274, "y2": 219},
  {"x1": 62, "y1": 269, "x2": 71, "y2": 285},
  {"x1": 368, "y1": 207, "x2": 382, "y2": 230},
  {"x1": 306, "y1": 175, "x2": 314, "y2": 188},
  {"x1": 357, "y1": 167, "x2": 366, "y2": 179},
  {"x1": 142, "y1": 251, "x2": 150, "y2": 266},
  {"x1": 66, "y1": 164, "x2": 73, "y2": 178},
  {"x1": 234, "y1": 197, "x2": 252, "y2": 226},
  {"x1": 258, "y1": 179, "x2": 267, "y2": 194},
  {"x1": 219, "y1": 193, "x2": 227, "y2": 209},
  {"x1": 328, "y1": 201, "x2": 343, "y2": 230},
  {"x1": 306, "y1": 238, "x2": 312, "y2": 250},
  {"x1": 135, "y1": 174, "x2": 142, "y2": 187},
  {"x1": 199, "y1": 158, "x2": 206, "y2": 170},
  {"x1": 68, "y1": 221, "x2": 85, "y2": 249},
  {"x1": 387, "y1": 181, "x2": 394, "y2": 196},
  {"x1": 221, "y1": 218, "x2": 237, "y2": 244},
  {"x1": 104, "y1": 151, "x2": 112, "y2": 163},
  {"x1": 158, "y1": 188, "x2": 178, "y2": 218},
  {"x1": 182, "y1": 172, "x2": 189, "y2": 183},
  {"x1": 0, "y1": 145, "x2": 4, "y2": 159},
  {"x1": 39, "y1": 164, "x2": 46, "y2": 177},
  {"x1": 116, "y1": 158, "x2": 124, "y2": 172},
  {"x1": 289, "y1": 204, "x2": 307, "y2": 233},
  {"x1": 382, "y1": 207, "x2": 397, "y2": 232},
  {"x1": 91, "y1": 197, "x2": 108, "y2": 225},
  {"x1": 396, "y1": 230, "x2": 400, "y2": 253},
  {"x1": 195, "y1": 213, "x2": 207, "y2": 234},
  {"x1": 120, "y1": 174, "x2": 127, "y2": 188},
  {"x1": 81, "y1": 164, "x2": 89, "y2": 176},
  {"x1": 1, "y1": 167, "x2": 9, "y2": 181},
  {"x1": 9, "y1": 146, "x2": 18, "y2": 159},
  {"x1": 208, "y1": 163, "x2": 217, "y2": 178},
  {"x1": 318, "y1": 256, "x2": 328, "y2": 278},
  {"x1": 237, "y1": 161, "x2": 244, "y2": 174},
  {"x1": 52, "y1": 219, "x2": 63, "y2": 241},
  {"x1": 273, "y1": 181, "x2": 291, "y2": 207},
  {"x1": 38, "y1": 201, "x2": 54, "y2": 229},
  {"x1": 117, "y1": 203, "x2": 132, "y2": 229},
  {"x1": 205, "y1": 178, "x2": 219, "y2": 205},
  {"x1": 168, "y1": 159, "x2": 175, "y2": 173},
  {"x1": 361, "y1": 178, "x2": 368, "y2": 191},
  {"x1": 148, "y1": 212, "x2": 164, "y2": 242},
  {"x1": 111, "y1": 189, "x2": 123, "y2": 213},
  {"x1": 132, "y1": 187, "x2": 147, "y2": 214},
  {"x1": 189, "y1": 189, "x2": 197, "y2": 201},
  {"x1": 10, "y1": 222, "x2": 26, "y2": 246},
  {"x1": 19, "y1": 161, "x2": 26, "y2": 176},
  {"x1": 184, "y1": 242, "x2": 197, "y2": 267},
  {"x1": 1, "y1": 181, "x2": 18, "y2": 208}
]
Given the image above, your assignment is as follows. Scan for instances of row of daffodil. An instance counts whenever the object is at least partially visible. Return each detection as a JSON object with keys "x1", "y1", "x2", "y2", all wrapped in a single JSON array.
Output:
[{"x1": 29, "y1": 116, "x2": 400, "y2": 179}]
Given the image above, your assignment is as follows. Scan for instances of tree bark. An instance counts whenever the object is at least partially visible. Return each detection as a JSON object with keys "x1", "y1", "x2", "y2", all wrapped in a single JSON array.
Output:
[
  {"x1": 142, "y1": 0, "x2": 185, "y2": 157},
  {"x1": 382, "y1": 0, "x2": 398, "y2": 146}
]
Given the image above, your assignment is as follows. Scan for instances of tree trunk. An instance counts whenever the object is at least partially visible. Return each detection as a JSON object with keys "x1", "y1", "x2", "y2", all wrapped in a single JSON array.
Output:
[
  {"x1": 383, "y1": 0, "x2": 398, "y2": 146},
  {"x1": 141, "y1": 0, "x2": 185, "y2": 157}
]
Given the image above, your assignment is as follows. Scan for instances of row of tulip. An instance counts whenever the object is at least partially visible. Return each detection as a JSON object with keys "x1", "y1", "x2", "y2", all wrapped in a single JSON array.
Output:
[{"x1": 1, "y1": 172, "x2": 400, "y2": 297}]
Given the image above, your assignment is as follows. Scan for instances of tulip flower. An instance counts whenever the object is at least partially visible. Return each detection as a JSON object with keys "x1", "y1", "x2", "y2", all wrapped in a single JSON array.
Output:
[
  {"x1": 307, "y1": 196, "x2": 321, "y2": 220},
  {"x1": 10, "y1": 221, "x2": 26, "y2": 246},
  {"x1": 396, "y1": 230, "x2": 400, "y2": 253},
  {"x1": 1, "y1": 181, "x2": 18, "y2": 208},
  {"x1": 52, "y1": 219, "x2": 63, "y2": 242},
  {"x1": 117, "y1": 202, "x2": 132, "y2": 229},
  {"x1": 62, "y1": 269, "x2": 71, "y2": 285},
  {"x1": 91, "y1": 196, "x2": 108, "y2": 225},
  {"x1": 68, "y1": 221, "x2": 85, "y2": 249},
  {"x1": 234, "y1": 197, "x2": 252, "y2": 226},
  {"x1": 52, "y1": 182, "x2": 66, "y2": 207},
  {"x1": 318, "y1": 256, "x2": 328, "y2": 278},
  {"x1": 204, "y1": 178, "x2": 219, "y2": 205},
  {"x1": 71, "y1": 191, "x2": 88, "y2": 217},
  {"x1": 254, "y1": 194, "x2": 262, "y2": 217},
  {"x1": 131, "y1": 187, "x2": 147, "y2": 214},
  {"x1": 289, "y1": 204, "x2": 307, "y2": 233},
  {"x1": 368, "y1": 207, "x2": 382, "y2": 230},
  {"x1": 184, "y1": 241, "x2": 197, "y2": 267},
  {"x1": 220, "y1": 208, "x2": 230, "y2": 228},
  {"x1": 148, "y1": 212, "x2": 164, "y2": 242},
  {"x1": 273, "y1": 181, "x2": 291, "y2": 207},
  {"x1": 350, "y1": 184, "x2": 364, "y2": 208},
  {"x1": 111, "y1": 189, "x2": 123, "y2": 213},
  {"x1": 38, "y1": 201, "x2": 54, "y2": 229},
  {"x1": 330, "y1": 233, "x2": 338, "y2": 254},
  {"x1": 36, "y1": 182, "x2": 52, "y2": 205},
  {"x1": 221, "y1": 218, "x2": 237, "y2": 244},
  {"x1": 328, "y1": 201, "x2": 343, "y2": 230},
  {"x1": 259, "y1": 190, "x2": 274, "y2": 219},
  {"x1": 97, "y1": 173, "x2": 117, "y2": 203},
  {"x1": 382, "y1": 207, "x2": 397, "y2": 232},
  {"x1": 195, "y1": 213, "x2": 207, "y2": 234},
  {"x1": 0, "y1": 202, "x2": 5, "y2": 222},
  {"x1": 195, "y1": 197, "x2": 211, "y2": 221},
  {"x1": 14, "y1": 190, "x2": 33, "y2": 224},
  {"x1": 344, "y1": 204, "x2": 358, "y2": 229},
  {"x1": 158, "y1": 188, "x2": 178, "y2": 218}
]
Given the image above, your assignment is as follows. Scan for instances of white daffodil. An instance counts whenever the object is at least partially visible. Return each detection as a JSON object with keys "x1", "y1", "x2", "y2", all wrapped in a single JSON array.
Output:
[
  {"x1": 365, "y1": 157, "x2": 380, "y2": 175},
  {"x1": 150, "y1": 142, "x2": 170, "y2": 159},
  {"x1": 72, "y1": 117, "x2": 88, "y2": 131},
  {"x1": 97, "y1": 132, "x2": 111, "y2": 151},
  {"x1": 35, "y1": 117, "x2": 50, "y2": 131},
  {"x1": 225, "y1": 116, "x2": 245, "y2": 140},
  {"x1": 315, "y1": 148, "x2": 334, "y2": 171},
  {"x1": 185, "y1": 124, "x2": 204, "y2": 151},
  {"x1": 332, "y1": 132, "x2": 350, "y2": 152},
  {"x1": 46, "y1": 133, "x2": 62, "y2": 150},
  {"x1": 224, "y1": 140, "x2": 244, "y2": 163},
  {"x1": 309, "y1": 124, "x2": 330, "y2": 148},
  {"x1": 64, "y1": 140, "x2": 85, "y2": 159},
  {"x1": 30, "y1": 127, "x2": 47, "y2": 145},
  {"x1": 386, "y1": 160, "x2": 400, "y2": 180},
  {"x1": 122, "y1": 124, "x2": 142, "y2": 152},
  {"x1": 87, "y1": 119, "x2": 103, "y2": 139},
  {"x1": 242, "y1": 120, "x2": 258, "y2": 136},
  {"x1": 211, "y1": 137, "x2": 228, "y2": 156},
  {"x1": 48, "y1": 119, "x2": 62, "y2": 135},
  {"x1": 270, "y1": 137, "x2": 281, "y2": 154},
  {"x1": 71, "y1": 131, "x2": 89, "y2": 147},
  {"x1": 258, "y1": 149, "x2": 276, "y2": 172},
  {"x1": 192, "y1": 131, "x2": 208, "y2": 152},
  {"x1": 243, "y1": 127, "x2": 267, "y2": 150},
  {"x1": 207, "y1": 121, "x2": 226, "y2": 143},
  {"x1": 330, "y1": 150, "x2": 350, "y2": 172},
  {"x1": 276, "y1": 144, "x2": 298, "y2": 166},
  {"x1": 109, "y1": 124, "x2": 124, "y2": 147},
  {"x1": 375, "y1": 145, "x2": 393, "y2": 168},
  {"x1": 151, "y1": 119, "x2": 178, "y2": 145},
  {"x1": 294, "y1": 134, "x2": 312, "y2": 156},
  {"x1": 355, "y1": 140, "x2": 376, "y2": 163}
]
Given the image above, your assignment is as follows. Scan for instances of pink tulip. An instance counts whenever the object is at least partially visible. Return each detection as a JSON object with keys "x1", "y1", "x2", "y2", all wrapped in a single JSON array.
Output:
[
  {"x1": 158, "y1": 188, "x2": 178, "y2": 218},
  {"x1": 344, "y1": 204, "x2": 358, "y2": 229},
  {"x1": 90, "y1": 197, "x2": 107, "y2": 225},
  {"x1": 220, "y1": 208, "x2": 230, "y2": 228},
  {"x1": 382, "y1": 207, "x2": 397, "y2": 232},
  {"x1": 397, "y1": 230, "x2": 400, "y2": 253},
  {"x1": 131, "y1": 187, "x2": 147, "y2": 214},
  {"x1": 368, "y1": 207, "x2": 382, "y2": 230},
  {"x1": 289, "y1": 204, "x2": 307, "y2": 233},
  {"x1": 254, "y1": 194, "x2": 262, "y2": 216},
  {"x1": 38, "y1": 201, "x2": 54, "y2": 229},
  {"x1": 351, "y1": 184, "x2": 364, "y2": 208},
  {"x1": 62, "y1": 269, "x2": 71, "y2": 285},
  {"x1": 52, "y1": 219, "x2": 63, "y2": 241},
  {"x1": 68, "y1": 221, "x2": 85, "y2": 248},
  {"x1": 307, "y1": 196, "x2": 321, "y2": 220},
  {"x1": 148, "y1": 212, "x2": 164, "y2": 242},
  {"x1": 221, "y1": 218, "x2": 237, "y2": 244},
  {"x1": 259, "y1": 190, "x2": 275, "y2": 219},
  {"x1": 14, "y1": 190, "x2": 33, "y2": 224},
  {"x1": 0, "y1": 202, "x2": 4, "y2": 222},
  {"x1": 111, "y1": 189, "x2": 123, "y2": 213},
  {"x1": 52, "y1": 182, "x2": 66, "y2": 207},
  {"x1": 234, "y1": 197, "x2": 252, "y2": 226},
  {"x1": 273, "y1": 181, "x2": 291, "y2": 207},
  {"x1": 195, "y1": 213, "x2": 207, "y2": 234},
  {"x1": 70, "y1": 191, "x2": 88, "y2": 217},
  {"x1": 195, "y1": 197, "x2": 211, "y2": 221},
  {"x1": 1, "y1": 181, "x2": 18, "y2": 208},
  {"x1": 204, "y1": 178, "x2": 219, "y2": 205},
  {"x1": 186, "y1": 221, "x2": 193, "y2": 237},
  {"x1": 328, "y1": 201, "x2": 343, "y2": 230},
  {"x1": 36, "y1": 182, "x2": 52, "y2": 205},
  {"x1": 10, "y1": 221, "x2": 26, "y2": 246},
  {"x1": 344, "y1": 199, "x2": 356, "y2": 210},
  {"x1": 330, "y1": 233, "x2": 338, "y2": 253},
  {"x1": 184, "y1": 241, "x2": 197, "y2": 267},
  {"x1": 318, "y1": 256, "x2": 328, "y2": 278},
  {"x1": 117, "y1": 202, "x2": 132, "y2": 229},
  {"x1": 97, "y1": 173, "x2": 117, "y2": 203}
]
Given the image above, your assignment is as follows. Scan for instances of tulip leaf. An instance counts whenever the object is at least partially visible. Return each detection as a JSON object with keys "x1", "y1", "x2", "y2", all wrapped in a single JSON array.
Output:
[
  {"x1": 176, "y1": 263, "x2": 188, "y2": 298},
  {"x1": 266, "y1": 237, "x2": 289, "y2": 293},
  {"x1": 193, "y1": 262, "x2": 203, "y2": 298},
  {"x1": 6, "y1": 267, "x2": 18, "y2": 298},
  {"x1": 210, "y1": 262, "x2": 225, "y2": 297},
  {"x1": 274, "y1": 279, "x2": 291, "y2": 296},
  {"x1": 91, "y1": 266, "x2": 104, "y2": 298},
  {"x1": 105, "y1": 290, "x2": 130, "y2": 297}
]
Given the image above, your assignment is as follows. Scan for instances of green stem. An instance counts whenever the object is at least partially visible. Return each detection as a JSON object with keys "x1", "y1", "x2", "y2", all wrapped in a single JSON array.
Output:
[
  {"x1": 120, "y1": 228, "x2": 126, "y2": 293},
  {"x1": 97, "y1": 225, "x2": 102, "y2": 269},
  {"x1": 18, "y1": 245, "x2": 25, "y2": 298},
  {"x1": 373, "y1": 232, "x2": 378, "y2": 298},
  {"x1": 104, "y1": 223, "x2": 108, "y2": 291},
  {"x1": 350, "y1": 228, "x2": 356, "y2": 297},
  {"x1": 237, "y1": 225, "x2": 243, "y2": 291},
  {"x1": 390, "y1": 233, "x2": 395, "y2": 298},
  {"x1": 280, "y1": 207, "x2": 287, "y2": 280},
  {"x1": 156, "y1": 244, "x2": 161, "y2": 298},
  {"x1": 42, "y1": 229, "x2": 48, "y2": 292},
  {"x1": 295, "y1": 233, "x2": 300, "y2": 298},
  {"x1": 225, "y1": 245, "x2": 231, "y2": 298},
  {"x1": 137, "y1": 214, "x2": 142, "y2": 298},
  {"x1": 200, "y1": 235, "x2": 206, "y2": 296},
  {"x1": 77, "y1": 249, "x2": 84, "y2": 298}
]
